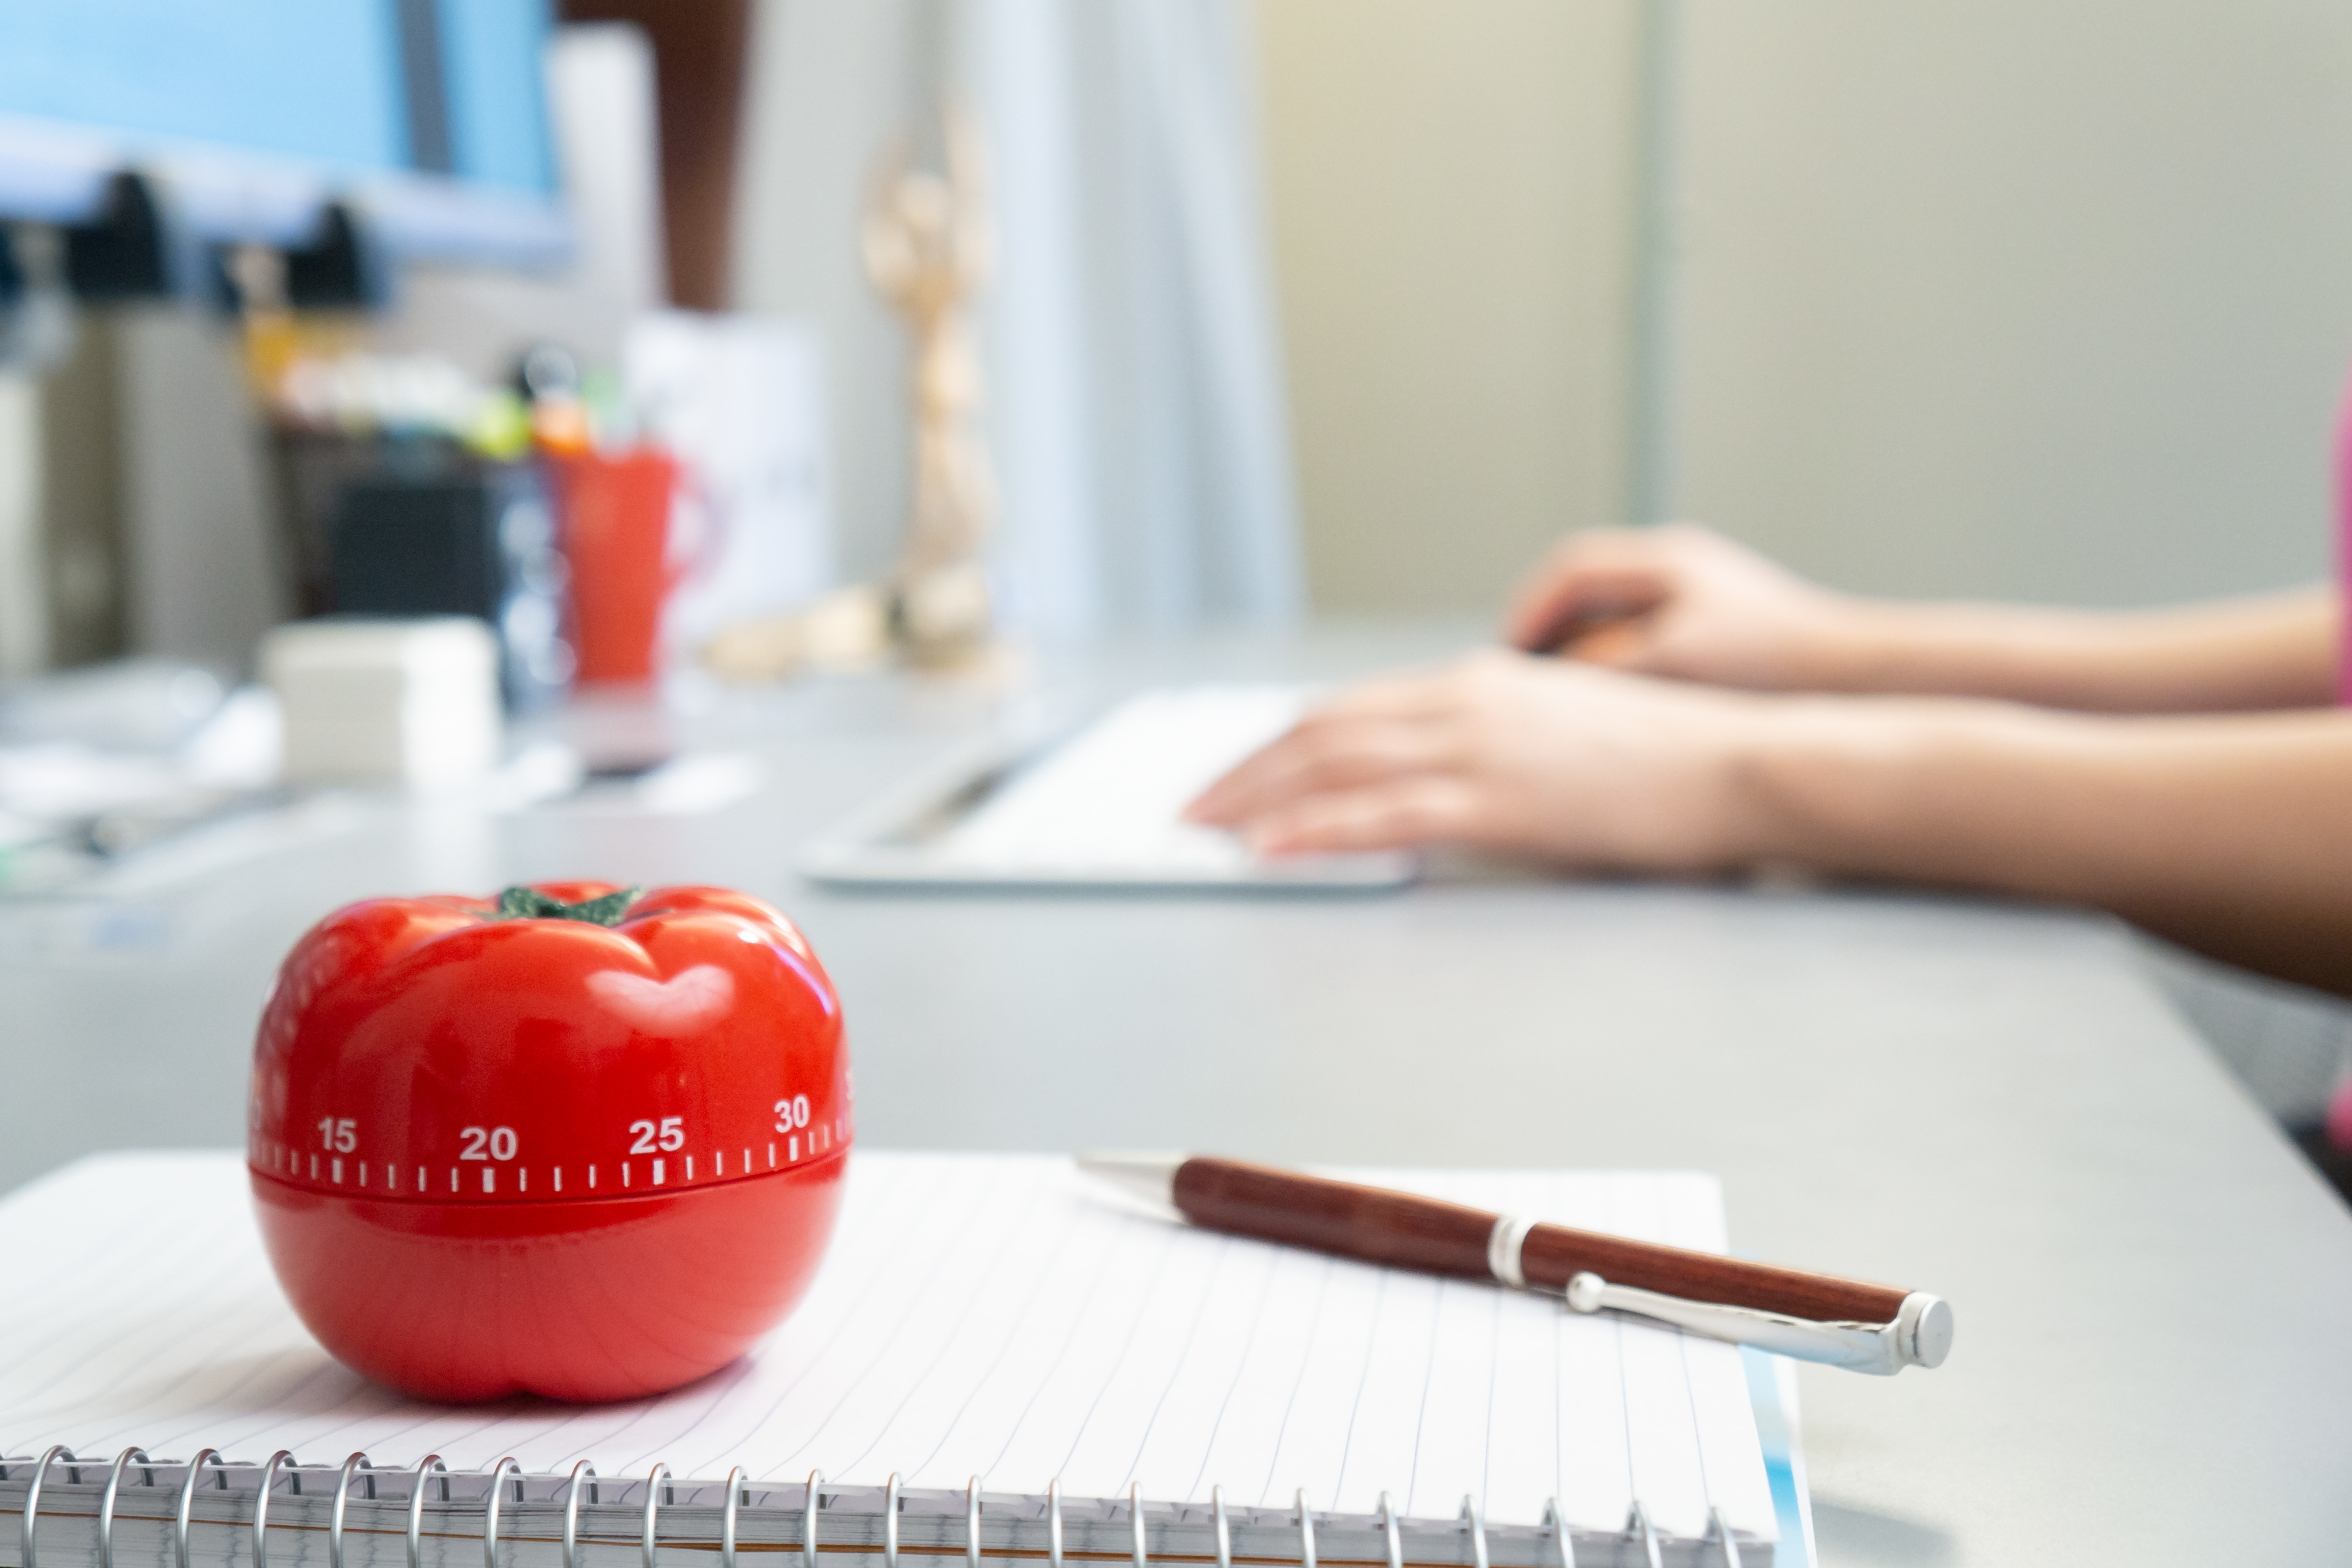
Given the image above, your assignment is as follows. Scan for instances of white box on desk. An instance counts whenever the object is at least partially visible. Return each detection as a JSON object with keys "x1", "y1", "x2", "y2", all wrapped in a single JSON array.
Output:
[{"x1": 260, "y1": 616, "x2": 500, "y2": 788}]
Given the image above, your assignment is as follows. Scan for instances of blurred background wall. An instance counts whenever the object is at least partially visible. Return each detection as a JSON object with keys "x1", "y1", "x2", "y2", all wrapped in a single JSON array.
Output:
[
  {"x1": 12, "y1": 0, "x2": 2352, "y2": 674},
  {"x1": 1254, "y1": 0, "x2": 1639, "y2": 617},
  {"x1": 1260, "y1": 0, "x2": 2352, "y2": 615}
]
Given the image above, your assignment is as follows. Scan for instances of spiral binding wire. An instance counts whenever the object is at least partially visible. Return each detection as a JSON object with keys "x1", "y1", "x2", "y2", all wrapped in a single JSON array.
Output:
[
  {"x1": 1622, "y1": 1503, "x2": 1662, "y2": 1568},
  {"x1": 482, "y1": 1460, "x2": 524, "y2": 1568},
  {"x1": 1377, "y1": 1492, "x2": 1403, "y2": 1568},
  {"x1": 640, "y1": 1464, "x2": 673, "y2": 1568},
  {"x1": 331, "y1": 1454, "x2": 374, "y2": 1568},
  {"x1": 1706, "y1": 1507, "x2": 1743, "y2": 1568},
  {"x1": 97, "y1": 1447, "x2": 152, "y2": 1568},
  {"x1": 19, "y1": 1445, "x2": 74, "y2": 1568},
  {"x1": 1541, "y1": 1499, "x2": 1572, "y2": 1568},
  {"x1": 722, "y1": 1467, "x2": 747, "y2": 1568},
  {"x1": 407, "y1": 1456, "x2": 448, "y2": 1568},
  {"x1": 1459, "y1": 1496, "x2": 1490, "y2": 1568},
  {"x1": 0, "y1": 1448, "x2": 1756, "y2": 1568},
  {"x1": 562, "y1": 1462, "x2": 599, "y2": 1568},
  {"x1": 249, "y1": 1452, "x2": 294, "y2": 1568},
  {"x1": 174, "y1": 1450, "x2": 226, "y2": 1568}
]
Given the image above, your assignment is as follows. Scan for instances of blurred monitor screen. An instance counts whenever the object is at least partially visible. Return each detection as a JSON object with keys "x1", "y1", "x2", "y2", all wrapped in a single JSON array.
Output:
[
  {"x1": 0, "y1": 0, "x2": 558, "y2": 258},
  {"x1": 0, "y1": 0, "x2": 552, "y2": 190}
]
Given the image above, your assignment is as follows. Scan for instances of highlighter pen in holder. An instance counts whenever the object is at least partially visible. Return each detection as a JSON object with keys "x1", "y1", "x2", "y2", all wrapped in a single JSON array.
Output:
[{"x1": 1081, "y1": 1153, "x2": 1953, "y2": 1376}]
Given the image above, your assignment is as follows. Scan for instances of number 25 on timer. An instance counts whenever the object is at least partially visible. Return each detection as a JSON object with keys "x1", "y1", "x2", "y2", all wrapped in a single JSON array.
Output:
[{"x1": 629, "y1": 1116, "x2": 685, "y2": 1153}]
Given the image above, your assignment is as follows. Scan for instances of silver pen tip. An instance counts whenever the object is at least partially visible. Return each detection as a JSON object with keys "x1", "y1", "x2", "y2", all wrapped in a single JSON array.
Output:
[{"x1": 1075, "y1": 1151, "x2": 1184, "y2": 1209}]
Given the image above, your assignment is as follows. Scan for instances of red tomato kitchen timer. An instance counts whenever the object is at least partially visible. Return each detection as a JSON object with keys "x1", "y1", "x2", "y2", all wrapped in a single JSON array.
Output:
[{"x1": 247, "y1": 882, "x2": 851, "y2": 1402}]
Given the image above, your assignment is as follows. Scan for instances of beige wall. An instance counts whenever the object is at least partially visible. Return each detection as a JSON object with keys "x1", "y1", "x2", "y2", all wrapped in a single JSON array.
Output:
[
  {"x1": 1255, "y1": 0, "x2": 1640, "y2": 615},
  {"x1": 1261, "y1": 2, "x2": 2352, "y2": 616},
  {"x1": 1673, "y1": 2, "x2": 2352, "y2": 608}
]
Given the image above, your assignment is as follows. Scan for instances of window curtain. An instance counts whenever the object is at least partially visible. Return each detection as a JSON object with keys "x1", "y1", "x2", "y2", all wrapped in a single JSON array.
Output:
[{"x1": 733, "y1": 0, "x2": 1304, "y2": 639}]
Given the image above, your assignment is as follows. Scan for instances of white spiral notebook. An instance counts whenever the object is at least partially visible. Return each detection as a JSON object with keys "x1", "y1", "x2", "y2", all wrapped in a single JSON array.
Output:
[{"x1": 0, "y1": 1152, "x2": 1790, "y2": 1568}]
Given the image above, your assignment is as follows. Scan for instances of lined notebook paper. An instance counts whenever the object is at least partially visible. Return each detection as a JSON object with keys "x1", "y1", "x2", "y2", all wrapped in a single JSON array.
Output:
[{"x1": 0, "y1": 1151, "x2": 1774, "y2": 1552}]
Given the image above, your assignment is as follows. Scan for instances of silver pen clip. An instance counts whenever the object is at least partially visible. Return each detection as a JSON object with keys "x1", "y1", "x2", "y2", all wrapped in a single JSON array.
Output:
[{"x1": 1564, "y1": 1272, "x2": 1954, "y2": 1375}]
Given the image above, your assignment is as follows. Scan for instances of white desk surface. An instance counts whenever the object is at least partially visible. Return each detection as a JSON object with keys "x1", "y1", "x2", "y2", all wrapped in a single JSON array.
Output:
[{"x1": 3, "y1": 624, "x2": 2348, "y2": 1566}]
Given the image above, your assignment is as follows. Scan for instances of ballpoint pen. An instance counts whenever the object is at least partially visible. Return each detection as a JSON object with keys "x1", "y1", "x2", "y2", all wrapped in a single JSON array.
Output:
[{"x1": 1080, "y1": 1153, "x2": 1953, "y2": 1375}]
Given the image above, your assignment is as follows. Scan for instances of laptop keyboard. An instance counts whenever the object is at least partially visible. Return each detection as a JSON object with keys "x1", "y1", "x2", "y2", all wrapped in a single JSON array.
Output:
[{"x1": 936, "y1": 687, "x2": 1308, "y2": 875}]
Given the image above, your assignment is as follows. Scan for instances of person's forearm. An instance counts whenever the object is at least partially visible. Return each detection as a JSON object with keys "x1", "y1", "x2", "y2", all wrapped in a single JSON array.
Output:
[
  {"x1": 1816, "y1": 586, "x2": 2338, "y2": 713},
  {"x1": 1731, "y1": 698, "x2": 2352, "y2": 993}
]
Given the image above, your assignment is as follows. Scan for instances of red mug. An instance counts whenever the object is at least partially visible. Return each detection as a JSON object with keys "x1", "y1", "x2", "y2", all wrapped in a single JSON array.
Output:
[{"x1": 545, "y1": 448, "x2": 681, "y2": 685}]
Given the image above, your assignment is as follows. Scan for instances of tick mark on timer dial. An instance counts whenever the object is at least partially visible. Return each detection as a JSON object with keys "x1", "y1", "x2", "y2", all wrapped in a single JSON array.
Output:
[{"x1": 271, "y1": 1103, "x2": 843, "y2": 1200}]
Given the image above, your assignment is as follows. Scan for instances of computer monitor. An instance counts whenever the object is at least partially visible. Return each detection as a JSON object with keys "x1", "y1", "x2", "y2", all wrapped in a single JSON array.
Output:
[{"x1": 0, "y1": 0, "x2": 565, "y2": 267}]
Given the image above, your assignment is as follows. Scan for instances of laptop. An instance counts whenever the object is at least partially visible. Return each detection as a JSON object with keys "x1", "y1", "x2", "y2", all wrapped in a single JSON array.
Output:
[{"x1": 797, "y1": 686, "x2": 1416, "y2": 892}]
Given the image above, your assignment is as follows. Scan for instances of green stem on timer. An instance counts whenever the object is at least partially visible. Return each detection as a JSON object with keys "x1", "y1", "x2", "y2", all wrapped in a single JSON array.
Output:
[{"x1": 496, "y1": 885, "x2": 643, "y2": 926}]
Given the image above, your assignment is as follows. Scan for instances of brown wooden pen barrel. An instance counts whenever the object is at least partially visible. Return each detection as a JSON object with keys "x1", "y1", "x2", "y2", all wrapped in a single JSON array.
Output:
[
  {"x1": 1173, "y1": 1156, "x2": 1913, "y2": 1325},
  {"x1": 1174, "y1": 1156, "x2": 1499, "y2": 1278},
  {"x1": 1517, "y1": 1224, "x2": 1910, "y2": 1324}
]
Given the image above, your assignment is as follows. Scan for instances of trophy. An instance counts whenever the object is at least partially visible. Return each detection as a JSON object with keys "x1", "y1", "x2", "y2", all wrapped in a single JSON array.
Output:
[
  {"x1": 701, "y1": 107, "x2": 1001, "y2": 682},
  {"x1": 863, "y1": 108, "x2": 998, "y2": 667}
]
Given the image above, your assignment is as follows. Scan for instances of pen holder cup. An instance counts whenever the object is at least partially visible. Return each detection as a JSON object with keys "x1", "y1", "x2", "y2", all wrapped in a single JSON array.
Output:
[{"x1": 546, "y1": 447, "x2": 682, "y2": 686}]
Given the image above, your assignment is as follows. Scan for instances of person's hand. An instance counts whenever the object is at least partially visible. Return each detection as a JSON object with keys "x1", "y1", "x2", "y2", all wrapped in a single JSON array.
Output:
[
  {"x1": 1503, "y1": 524, "x2": 1869, "y2": 691},
  {"x1": 1184, "y1": 651, "x2": 1774, "y2": 868}
]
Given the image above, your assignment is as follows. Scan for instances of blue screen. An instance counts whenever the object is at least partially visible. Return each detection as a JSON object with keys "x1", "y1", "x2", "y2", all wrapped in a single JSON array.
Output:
[
  {"x1": 438, "y1": 0, "x2": 554, "y2": 193},
  {"x1": 0, "y1": 0, "x2": 552, "y2": 192},
  {"x1": 0, "y1": 0, "x2": 407, "y2": 170}
]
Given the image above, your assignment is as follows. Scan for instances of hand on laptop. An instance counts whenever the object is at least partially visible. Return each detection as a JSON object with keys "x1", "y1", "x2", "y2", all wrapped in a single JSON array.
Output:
[
  {"x1": 1504, "y1": 523, "x2": 1868, "y2": 690},
  {"x1": 1183, "y1": 651, "x2": 1774, "y2": 865},
  {"x1": 1190, "y1": 522, "x2": 2352, "y2": 993}
]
